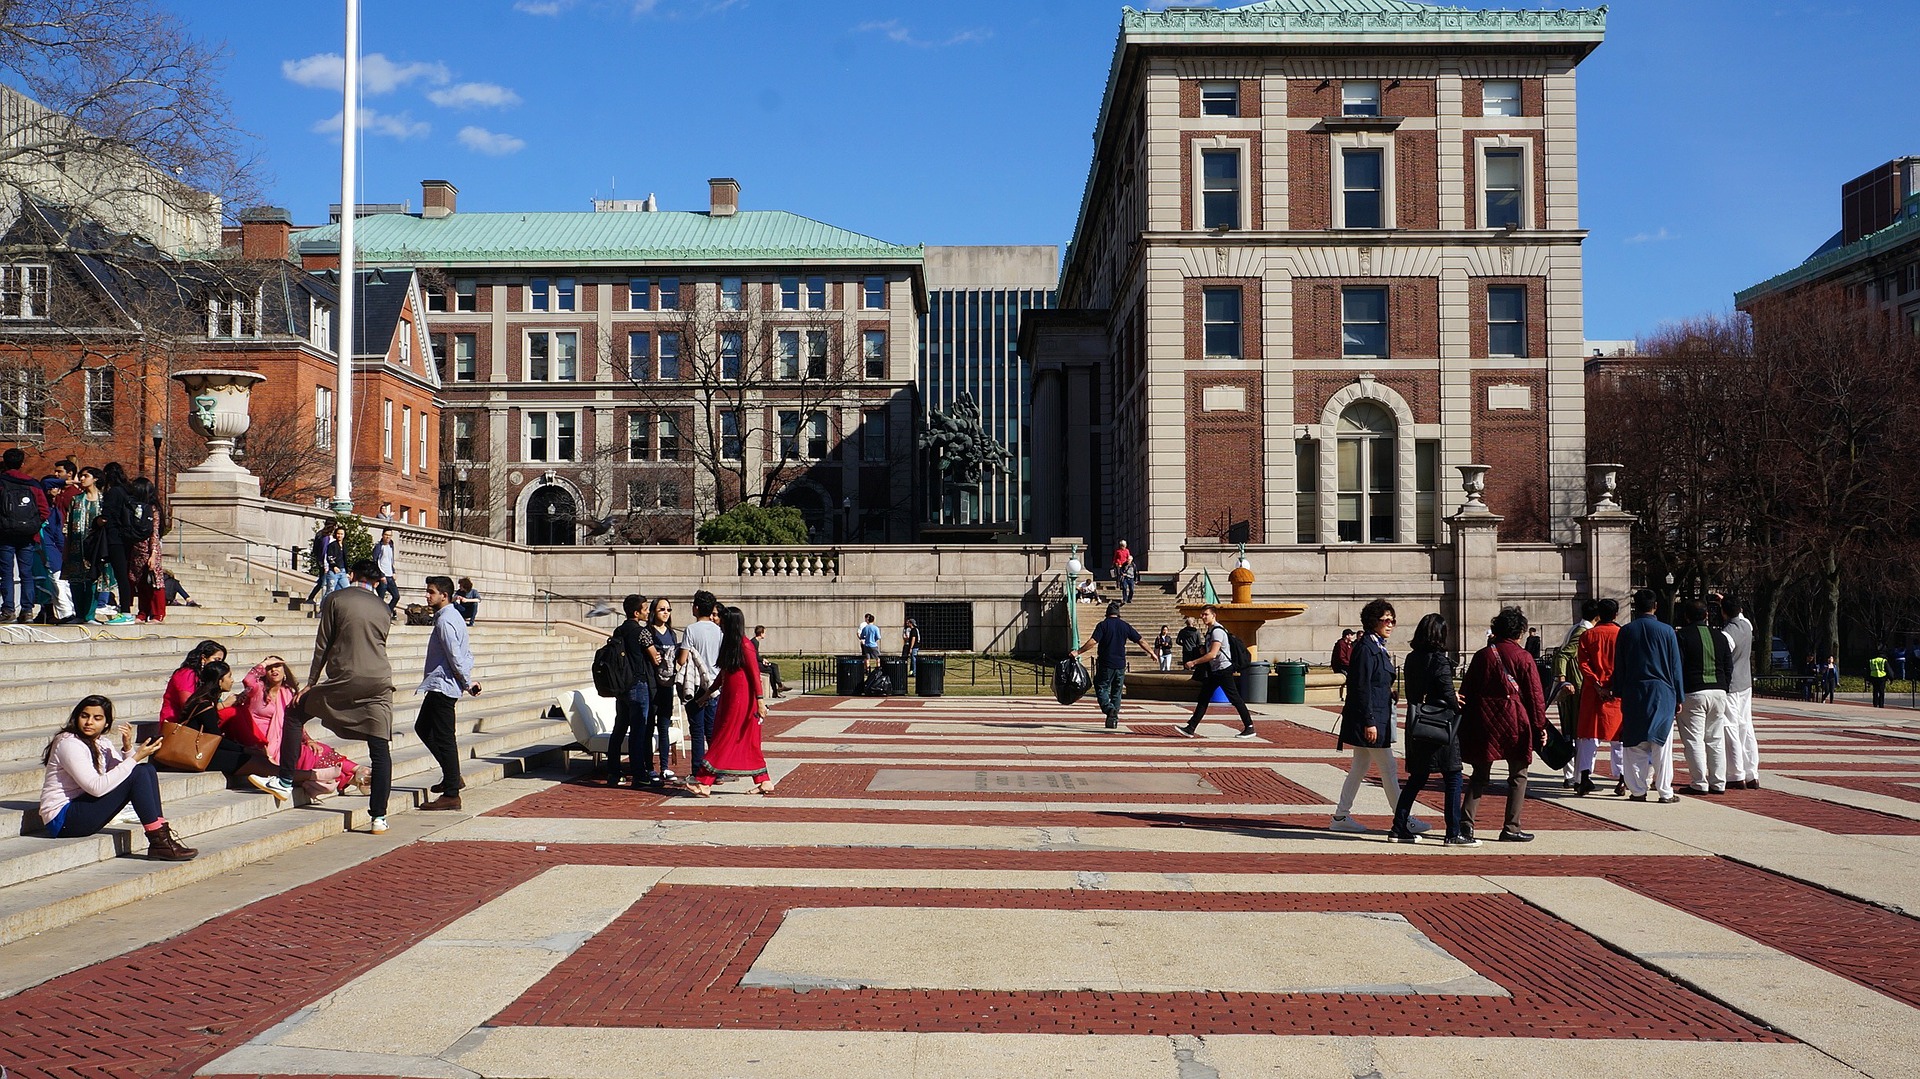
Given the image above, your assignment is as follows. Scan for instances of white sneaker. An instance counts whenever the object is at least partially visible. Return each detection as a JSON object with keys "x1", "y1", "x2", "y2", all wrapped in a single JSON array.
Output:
[
  {"x1": 369, "y1": 816, "x2": 388, "y2": 835},
  {"x1": 113, "y1": 805, "x2": 140, "y2": 824},
  {"x1": 1328, "y1": 815, "x2": 1370, "y2": 834},
  {"x1": 249, "y1": 775, "x2": 293, "y2": 803},
  {"x1": 1406, "y1": 818, "x2": 1432, "y2": 834}
]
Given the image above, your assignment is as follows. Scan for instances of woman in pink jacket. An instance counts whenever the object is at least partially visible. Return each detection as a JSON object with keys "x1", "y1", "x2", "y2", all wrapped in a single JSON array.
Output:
[
  {"x1": 154, "y1": 640, "x2": 226, "y2": 735},
  {"x1": 230, "y1": 657, "x2": 367, "y2": 799}
]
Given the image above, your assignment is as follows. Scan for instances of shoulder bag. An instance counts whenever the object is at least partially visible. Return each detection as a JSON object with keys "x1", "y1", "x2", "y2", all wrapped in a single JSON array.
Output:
[
  {"x1": 1407, "y1": 699, "x2": 1459, "y2": 745},
  {"x1": 152, "y1": 720, "x2": 221, "y2": 772}
]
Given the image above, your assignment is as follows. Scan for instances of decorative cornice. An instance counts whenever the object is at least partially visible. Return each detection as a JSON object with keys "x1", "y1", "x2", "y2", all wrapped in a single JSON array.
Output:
[{"x1": 1122, "y1": 4, "x2": 1608, "y2": 36}]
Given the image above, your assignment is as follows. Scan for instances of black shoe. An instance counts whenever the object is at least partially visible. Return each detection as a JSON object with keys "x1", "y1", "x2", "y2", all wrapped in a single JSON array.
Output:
[
  {"x1": 430, "y1": 780, "x2": 465, "y2": 794},
  {"x1": 1498, "y1": 828, "x2": 1535, "y2": 842},
  {"x1": 1103, "y1": 716, "x2": 1119, "y2": 730},
  {"x1": 1175, "y1": 725, "x2": 1198, "y2": 738},
  {"x1": 1386, "y1": 825, "x2": 1418, "y2": 844},
  {"x1": 1575, "y1": 771, "x2": 1595, "y2": 796}
]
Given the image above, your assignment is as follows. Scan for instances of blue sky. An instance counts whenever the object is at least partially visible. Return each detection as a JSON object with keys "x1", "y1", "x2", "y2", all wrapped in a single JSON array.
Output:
[{"x1": 165, "y1": 0, "x2": 1919, "y2": 340}]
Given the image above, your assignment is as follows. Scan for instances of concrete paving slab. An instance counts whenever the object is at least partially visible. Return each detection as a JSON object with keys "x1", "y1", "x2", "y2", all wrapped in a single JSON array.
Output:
[
  {"x1": 742, "y1": 907, "x2": 1505, "y2": 995},
  {"x1": 1767, "y1": 773, "x2": 1920, "y2": 821},
  {"x1": 1198, "y1": 1037, "x2": 1865, "y2": 1079},
  {"x1": 657, "y1": 867, "x2": 1507, "y2": 893},
  {"x1": 867, "y1": 768, "x2": 1222, "y2": 794}
]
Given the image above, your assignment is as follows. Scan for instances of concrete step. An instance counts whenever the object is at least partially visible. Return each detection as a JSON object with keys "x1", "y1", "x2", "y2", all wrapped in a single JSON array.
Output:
[{"x1": 0, "y1": 741, "x2": 566, "y2": 946}]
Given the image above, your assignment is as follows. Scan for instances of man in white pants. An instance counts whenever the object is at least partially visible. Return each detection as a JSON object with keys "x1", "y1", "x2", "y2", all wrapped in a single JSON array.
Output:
[
  {"x1": 1675, "y1": 599, "x2": 1733, "y2": 795},
  {"x1": 1717, "y1": 595, "x2": 1759, "y2": 790},
  {"x1": 1616, "y1": 588, "x2": 1682, "y2": 803}
]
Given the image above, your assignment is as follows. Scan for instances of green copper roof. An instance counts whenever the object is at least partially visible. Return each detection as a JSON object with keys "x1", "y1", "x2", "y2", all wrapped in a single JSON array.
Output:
[
  {"x1": 1123, "y1": 0, "x2": 1608, "y2": 35},
  {"x1": 1736, "y1": 203, "x2": 1920, "y2": 306},
  {"x1": 296, "y1": 210, "x2": 923, "y2": 266}
]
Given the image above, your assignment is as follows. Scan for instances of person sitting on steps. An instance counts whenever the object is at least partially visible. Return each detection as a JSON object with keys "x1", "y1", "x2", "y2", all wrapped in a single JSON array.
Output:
[{"x1": 38, "y1": 695, "x2": 196, "y2": 860}]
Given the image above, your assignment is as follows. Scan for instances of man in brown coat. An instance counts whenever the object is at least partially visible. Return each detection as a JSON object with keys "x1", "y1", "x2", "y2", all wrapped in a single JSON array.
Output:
[{"x1": 251, "y1": 559, "x2": 396, "y2": 833}]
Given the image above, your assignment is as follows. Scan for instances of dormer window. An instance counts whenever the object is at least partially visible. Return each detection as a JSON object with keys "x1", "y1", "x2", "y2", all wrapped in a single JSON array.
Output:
[
  {"x1": 310, "y1": 298, "x2": 332, "y2": 351},
  {"x1": 208, "y1": 290, "x2": 260, "y2": 337},
  {"x1": 0, "y1": 264, "x2": 49, "y2": 319}
]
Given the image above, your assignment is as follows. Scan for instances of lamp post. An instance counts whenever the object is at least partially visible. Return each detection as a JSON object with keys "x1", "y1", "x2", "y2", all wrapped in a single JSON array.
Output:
[
  {"x1": 1065, "y1": 544, "x2": 1084, "y2": 647},
  {"x1": 151, "y1": 424, "x2": 164, "y2": 502},
  {"x1": 454, "y1": 462, "x2": 469, "y2": 535},
  {"x1": 330, "y1": 0, "x2": 361, "y2": 515}
]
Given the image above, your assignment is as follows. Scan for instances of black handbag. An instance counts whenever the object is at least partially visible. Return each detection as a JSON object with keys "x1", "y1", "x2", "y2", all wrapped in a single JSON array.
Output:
[
  {"x1": 1539, "y1": 725, "x2": 1576, "y2": 770},
  {"x1": 1407, "y1": 701, "x2": 1459, "y2": 745}
]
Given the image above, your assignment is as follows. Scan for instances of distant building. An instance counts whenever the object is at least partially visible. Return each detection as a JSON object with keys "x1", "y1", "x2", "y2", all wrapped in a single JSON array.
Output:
[
  {"x1": 297, "y1": 179, "x2": 927, "y2": 545},
  {"x1": 919, "y1": 245, "x2": 1057, "y2": 533},
  {"x1": 1737, "y1": 156, "x2": 1920, "y2": 332}
]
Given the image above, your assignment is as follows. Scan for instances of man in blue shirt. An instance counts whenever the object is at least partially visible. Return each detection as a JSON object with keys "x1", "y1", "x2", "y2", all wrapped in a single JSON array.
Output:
[
  {"x1": 1077, "y1": 601, "x2": 1156, "y2": 731},
  {"x1": 859, "y1": 613, "x2": 881, "y2": 668},
  {"x1": 1616, "y1": 588, "x2": 1683, "y2": 802},
  {"x1": 418, "y1": 574, "x2": 481, "y2": 811}
]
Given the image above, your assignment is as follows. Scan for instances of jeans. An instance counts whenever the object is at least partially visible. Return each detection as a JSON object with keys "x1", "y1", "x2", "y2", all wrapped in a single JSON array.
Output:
[
  {"x1": 1187, "y1": 665, "x2": 1253, "y2": 730},
  {"x1": 45, "y1": 761, "x2": 163, "y2": 836},
  {"x1": 1093, "y1": 665, "x2": 1126, "y2": 727},
  {"x1": 1395, "y1": 767, "x2": 1462, "y2": 838},
  {"x1": 608, "y1": 681, "x2": 651, "y2": 783},
  {"x1": 366, "y1": 738, "x2": 392, "y2": 818},
  {"x1": 378, "y1": 576, "x2": 401, "y2": 614},
  {"x1": 0, "y1": 539, "x2": 31, "y2": 611},
  {"x1": 647, "y1": 679, "x2": 676, "y2": 777},
  {"x1": 685, "y1": 697, "x2": 717, "y2": 778},
  {"x1": 415, "y1": 691, "x2": 462, "y2": 792},
  {"x1": 1118, "y1": 575, "x2": 1135, "y2": 603}
]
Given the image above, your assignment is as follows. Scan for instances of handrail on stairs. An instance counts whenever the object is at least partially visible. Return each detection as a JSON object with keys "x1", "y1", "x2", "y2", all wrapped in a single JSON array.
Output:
[{"x1": 170, "y1": 515, "x2": 280, "y2": 592}]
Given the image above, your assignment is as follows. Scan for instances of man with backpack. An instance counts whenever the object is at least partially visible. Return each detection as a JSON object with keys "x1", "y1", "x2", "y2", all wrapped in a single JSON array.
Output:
[
  {"x1": 599, "y1": 594, "x2": 652, "y2": 787},
  {"x1": 1178, "y1": 605, "x2": 1256, "y2": 739},
  {"x1": 0, "y1": 447, "x2": 49, "y2": 622},
  {"x1": 677, "y1": 590, "x2": 723, "y2": 778}
]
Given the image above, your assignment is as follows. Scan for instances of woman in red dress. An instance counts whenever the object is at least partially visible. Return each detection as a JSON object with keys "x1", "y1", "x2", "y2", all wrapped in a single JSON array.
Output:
[{"x1": 683, "y1": 607, "x2": 773, "y2": 795}]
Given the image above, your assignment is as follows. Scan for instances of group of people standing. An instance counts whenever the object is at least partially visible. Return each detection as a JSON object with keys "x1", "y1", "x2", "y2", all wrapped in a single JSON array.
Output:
[
  {"x1": 605, "y1": 589, "x2": 774, "y2": 795},
  {"x1": 0, "y1": 450, "x2": 172, "y2": 624}
]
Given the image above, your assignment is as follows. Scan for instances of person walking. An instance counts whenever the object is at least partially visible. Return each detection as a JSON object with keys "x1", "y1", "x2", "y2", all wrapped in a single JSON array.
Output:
[
  {"x1": 1178, "y1": 605, "x2": 1255, "y2": 739},
  {"x1": 1460, "y1": 606, "x2": 1548, "y2": 843},
  {"x1": 1870, "y1": 650, "x2": 1890, "y2": 709},
  {"x1": 684, "y1": 606, "x2": 773, "y2": 795},
  {"x1": 1330, "y1": 598, "x2": 1424, "y2": 836},
  {"x1": 1076, "y1": 601, "x2": 1156, "y2": 731},
  {"x1": 1549, "y1": 600, "x2": 1596, "y2": 788},
  {"x1": 1391, "y1": 613, "x2": 1470, "y2": 845},
  {"x1": 417, "y1": 576, "x2": 480, "y2": 810},
  {"x1": 1675, "y1": 599, "x2": 1733, "y2": 795},
  {"x1": 901, "y1": 617, "x2": 921, "y2": 666},
  {"x1": 1155, "y1": 624, "x2": 1175, "y2": 672},
  {"x1": 678, "y1": 591, "x2": 723, "y2": 778},
  {"x1": 0, "y1": 446, "x2": 50, "y2": 622},
  {"x1": 859, "y1": 613, "x2": 881, "y2": 668},
  {"x1": 1821, "y1": 656, "x2": 1839, "y2": 704},
  {"x1": 255, "y1": 560, "x2": 396, "y2": 833},
  {"x1": 374, "y1": 529, "x2": 400, "y2": 620},
  {"x1": 1575, "y1": 598, "x2": 1625, "y2": 796},
  {"x1": 39, "y1": 695, "x2": 196, "y2": 859},
  {"x1": 1615, "y1": 588, "x2": 1684, "y2": 803},
  {"x1": 1719, "y1": 595, "x2": 1760, "y2": 788},
  {"x1": 1112, "y1": 540, "x2": 1136, "y2": 604}
]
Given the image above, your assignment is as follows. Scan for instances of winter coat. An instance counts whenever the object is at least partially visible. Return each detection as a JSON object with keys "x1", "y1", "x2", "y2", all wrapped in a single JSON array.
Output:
[
  {"x1": 1338, "y1": 632, "x2": 1396, "y2": 749},
  {"x1": 1460, "y1": 638, "x2": 1547, "y2": 767}
]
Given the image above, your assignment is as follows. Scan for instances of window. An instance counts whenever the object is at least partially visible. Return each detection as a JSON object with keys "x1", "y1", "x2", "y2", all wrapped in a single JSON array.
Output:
[
  {"x1": 1341, "y1": 287, "x2": 1388, "y2": 358},
  {"x1": 1201, "y1": 149, "x2": 1241, "y2": 230},
  {"x1": 658, "y1": 277, "x2": 679, "y2": 311},
  {"x1": 862, "y1": 275, "x2": 886, "y2": 309},
  {"x1": 782, "y1": 410, "x2": 827, "y2": 459},
  {"x1": 805, "y1": 411, "x2": 828, "y2": 459},
  {"x1": 1200, "y1": 80, "x2": 1240, "y2": 116},
  {"x1": 452, "y1": 412, "x2": 475, "y2": 460},
  {"x1": 1488, "y1": 286, "x2": 1527, "y2": 357},
  {"x1": 314, "y1": 387, "x2": 333, "y2": 449},
  {"x1": 720, "y1": 331, "x2": 742, "y2": 380},
  {"x1": 628, "y1": 278, "x2": 650, "y2": 311},
  {"x1": 805, "y1": 329, "x2": 828, "y2": 378},
  {"x1": 1341, "y1": 148, "x2": 1383, "y2": 229},
  {"x1": 0, "y1": 264, "x2": 49, "y2": 319},
  {"x1": 525, "y1": 411, "x2": 576, "y2": 462},
  {"x1": 1341, "y1": 80, "x2": 1381, "y2": 117},
  {"x1": 555, "y1": 277, "x2": 575, "y2": 311},
  {"x1": 382, "y1": 399, "x2": 394, "y2": 459},
  {"x1": 207, "y1": 291, "x2": 259, "y2": 337},
  {"x1": 1336, "y1": 402, "x2": 1395, "y2": 543},
  {"x1": 454, "y1": 279, "x2": 477, "y2": 312},
  {"x1": 527, "y1": 331, "x2": 577, "y2": 381},
  {"x1": 657, "y1": 413, "x2": 680, "y2": 461},
  {"x1": 862, "y1": 409, "x2": 888, "y2": 463},
  {"x1": 1295, "y1": 440, "x2": 1318, "y2": 543},
  {"x1": 656, "y1": 481, "x2": 680, "y2": 510},
  {"x1": 626, "y1": 332, "x2": 650, "y2": 380},
  {"x1": 805, "y1": 276, "x2": 826, "y2": 310},
  {"x1": 425, "y1": 285, "x2": 447, "y2": 312},
  {"x1": 419, "y1": 416, "x2": 430, "y2": 476},
  {"x1": 1482, "y1": 79, "x2": 1522, "y2": 117},
  {"x1": 778, "y1": 410, "x2": 800, "y2": 458},
  {"x1": 529, "y1": 278, "x2": 549, "y2": 311},
  {"x1": 779, "y1": 276, "x2": 800, "y2": 310},
  {"x1": 1415, "y1": 440, "x2": 1439, "y2": 544},
  {"x1": 84, "y1": 368, "x2": 113, "y2": 434},
  {"x1": 310, "y1": 298, "x2": 331, "y2": 351},
  {"x1": 1202, "y1": 287, "x2": 1242, "y2": 359},
  {"x1": 627, "y1": 412, "x2": 649, "y2": 461},
  {"x1": 1, "y1": 368, "x2": 45, "y2": 436},
  {"x1": 657, "y1": 332, "x2": 679, "y2": 380},
  {"x1": 720, "y1": 409, "x2": 742, "y2": 459},
  {"x1": 863, "y1": 329, "x2": 887, "y2": 378},
  {"x1": 453, "y1": 333, "x2": 476, "y2": 382},
  {"x1": 401, "y1": 407, "x2": 412, "y2": 475},
  {"x1": 398, "y1": 321, "x2": 412, "y2": 364},
  {"x1": 627, "y1": 479, "x2": 649, "y2": 510},
  {"x1": 528, "y1": 334, "x2": 548, "y2": 380},
  {"x1": 720, "y1": 276, "x2": 742, "y2": 311},
  {"x1": 1484, "y1": 149, "x2": 1524, "y2": 229},
  {"x1": 777, "y1": 330, "x2": 800, "y2": 379}
]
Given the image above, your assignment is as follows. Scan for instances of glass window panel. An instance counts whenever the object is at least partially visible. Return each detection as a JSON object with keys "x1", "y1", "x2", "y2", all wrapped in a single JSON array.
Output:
[
  {"x1": 628, "y1": 413, "x2": 648, "y2": 460},
  {"x1": 556, "y1": 413, "x2": 575, "y2": 460},
  {"x1": 628, "y1": 279, "x2": 649, "y2": 310},
  {"x1": 1485, "y1": 149, "x2": 1523, "y2": 229},
  {"x1": 1342, "y1": 149, "x2": 1382, "y2": 229},
  {"x1": 1341, "y1": 287, "x2": 1388, "y2": 358},
  {"x1": 1416, "y1": 440, "x2": 1438, "y2": 544},
  {"x1": 527, "y1": 333, "x2": 549, "y2": 380},
  {"x1": 777, "y1": 331, "x2": 799, "y2": 379},
  {"x1": 454, "y1": 333, "x2": 476, "y2": 381},
  {"x1": 720, "y1": 276, "x2": 742, "y2": 310},
  {"x1": 1201, "y1": 80, "x2": 1239, "y2": 117},
  {"x1": 529, "y1": 278, "x2": 548, "y2": 311},
  {"x1": 555, "y1": 277, "x2": 575, "y2": 311},
  {"x1": 863, "y1": 329, "x2": 887, "y2": 378},
  {"x1": 1337, "y1": 494, "x2": 1362, "y2": 543},
  {"x1": 780, "y1": 276, "x2": 799, "y2": 309},
  {"x1": 626, "y1": 331, "x2": 649, "y2": 380},
  {"x1": 1203, "y1": 287, "x2": 1242, "y2": 358},
  {"x1": 528, "y1": 412, "x2": 548, "y2": 460},
  {"x1": 658, "y1": 332, "x2": 679, "y2": 380},
  {"x1": 659, "y1": 277, "x2": 679, "y2": 311},
  {"x1": 1483, "y1": 79, "x2": 1522, "y2": 117},
  {"x1": 454, "y1": 279, "x2": 476, "y2": 311},
  {"x1": 1342, "y1": 80, "x2": 1380, "y2": 116},
  {"x1": 1337, "y1": 437, "x2": 1361, "y2": 490},
  {"x1": 1201, "y1": 149, "x2": 1240, "y2": 230},
  {"x1": 555, "y1": 332, "x2": 577, "y2": 381},
  {"x1": 863, "y1": 275, "x2": 885, "y2": 308},
  {"x1": 1488, "y1": 286, "x2": 1527, "y2": 357},
  {"x1": 721, "y1": 331, "x2": 742, "y2": 379},
  {"x1": 805, "y1": 329, "x2": 828, "y2": 378}
]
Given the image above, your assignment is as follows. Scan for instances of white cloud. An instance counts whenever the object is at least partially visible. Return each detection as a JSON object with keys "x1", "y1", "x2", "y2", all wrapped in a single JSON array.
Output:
[
  {"x1": 1624, "y1": 227, "x2": 1675, "y2": 245},
  {"x1": 458, "y1": 126, "x2": 526, "y2": 156},
  {"x1": 310, "y1": 108, "x2": 431, "y2": 141},
  {"x1": 281, "y1": 52, "x2": 451, "y2": 95},
  {"x1": 513, "y1": 0, "x2": 572, "y2": 12},
  {"x1": 855, "y1": 19, "x2": 991, "y2": 47},
  {"x1": 427, "y1": 82, "x2": 522, "y2": 109}
]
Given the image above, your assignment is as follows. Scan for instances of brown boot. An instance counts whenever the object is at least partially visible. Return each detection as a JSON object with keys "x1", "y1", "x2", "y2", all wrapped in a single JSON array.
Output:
[
  {"x1": 144, "y1": 824, "x2": 198, "y2": 861},
  {"x1": 418, "y1": 794, "x2": 463, "y2": 812}
]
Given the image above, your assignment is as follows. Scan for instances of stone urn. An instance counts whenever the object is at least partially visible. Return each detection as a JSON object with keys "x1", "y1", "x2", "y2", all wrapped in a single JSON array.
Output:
[
  {"x1": 1588, "y1": 462, "x2": 1625, "y2": 513},
  {"x1": 173, "y1": 369, "x2": 266, "y2": 475},
  {"x1": 1457, "y1": 464, "x2": 1491, "y2": 514}
]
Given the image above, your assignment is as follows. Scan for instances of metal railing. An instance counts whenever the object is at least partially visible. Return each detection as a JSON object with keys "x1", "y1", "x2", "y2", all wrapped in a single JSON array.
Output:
[{"x1": 171, "y1": 515, "x2": 283, "y2": 592}]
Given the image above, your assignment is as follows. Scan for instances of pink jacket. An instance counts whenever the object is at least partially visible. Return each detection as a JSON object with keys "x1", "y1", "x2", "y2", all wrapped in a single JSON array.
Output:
[
  {"x1": 157, "y1": 667, "x2": 197, "y2": 726},
  {"x1": 230, "y1": 663, "x2": 295, "y2": 764}
]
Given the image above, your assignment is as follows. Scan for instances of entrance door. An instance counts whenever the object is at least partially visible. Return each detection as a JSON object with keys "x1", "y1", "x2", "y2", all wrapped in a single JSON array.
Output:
[{"x1": 527, "y1": 485, "x2": 577, "y2": 546}]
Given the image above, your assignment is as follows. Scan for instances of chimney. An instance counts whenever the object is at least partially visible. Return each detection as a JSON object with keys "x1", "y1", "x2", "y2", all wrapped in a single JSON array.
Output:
[
  {"x1": 421, "y1": 179, "x2": 458, "y2": 219},
  {"x1": 238, "y1": 206, "x2": 292, "y2": 262},
  {"x1": 708, "y1": 177, "x2": 739, "y2": 218}
]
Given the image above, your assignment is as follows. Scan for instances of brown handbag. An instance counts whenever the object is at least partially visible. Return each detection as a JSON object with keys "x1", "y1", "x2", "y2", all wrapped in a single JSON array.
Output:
[{"x1": 153, "y1": 720, "x2": 221, "y2": 772}]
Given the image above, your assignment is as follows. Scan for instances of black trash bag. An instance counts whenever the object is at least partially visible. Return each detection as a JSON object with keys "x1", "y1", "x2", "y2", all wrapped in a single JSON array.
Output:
[
  {"x1": 862, "y1": 668, "x2": 894, "y2": 696},
  {"x1": 1053, "y1": 656, "x2": 1091, "y2": 705}
]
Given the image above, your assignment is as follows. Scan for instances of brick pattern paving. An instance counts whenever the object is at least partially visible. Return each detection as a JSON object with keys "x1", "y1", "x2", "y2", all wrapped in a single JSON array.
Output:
[
  {"x1": 844, "y1": 720, "x2": 914, "y2": 735},
  {"x1": 770, "y1": 763, "x2": 1326, "y2": 804},
  {"x1": 1705, "y1": 786, "x2": 1920, "y2": 835},
  {"x1": 496, "y1": 884, "x2": 1783, "y2": 1040}
]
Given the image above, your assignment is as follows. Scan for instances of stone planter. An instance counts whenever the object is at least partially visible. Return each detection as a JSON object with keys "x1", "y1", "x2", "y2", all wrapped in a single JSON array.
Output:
[
  {"x1": 1456, "y1": 464, "x2": 1491, "y2": 514},
  {"x1": 172, "y1": 369, "x2": 267, "y2": 475}
]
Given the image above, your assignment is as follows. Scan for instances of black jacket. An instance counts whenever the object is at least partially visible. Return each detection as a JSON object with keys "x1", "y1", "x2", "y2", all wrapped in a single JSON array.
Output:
[
  {"x1": 1403, "y1": 646, "x2": 1463, "y2": 774},
  {"x1": 1338, "y1": 633, "x2": 1396, "y2": 748}
]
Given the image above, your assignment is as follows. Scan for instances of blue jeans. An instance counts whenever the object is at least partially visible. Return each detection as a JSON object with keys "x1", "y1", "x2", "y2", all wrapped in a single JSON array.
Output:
[
  {"x1": 0, "y1": 540, "x2": 30, "y2": 611},
  {"x1": 608, "y1": 681, "x2": 651, "y2": 783},
  {"x1": 686, "y1": 696, "x2": 717, "y2": 777},
  {"x1": 45, "y1": 762, "x2": 163, "y2": 836},
  {"x1": 1093, "y1": 665, "x2": 1126, "y2": 726}
]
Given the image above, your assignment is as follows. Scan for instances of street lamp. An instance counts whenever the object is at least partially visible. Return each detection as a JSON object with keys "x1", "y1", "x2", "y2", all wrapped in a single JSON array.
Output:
[
  {"x1": 1064, "y1": 545, "x2": 1084, "y2": 646},
  {"x1": 454, "y1": 462, "x2": 470, "y2": 534},
  {"x1": 151, "y1": 424, "x2": 164, "y2": 502}
]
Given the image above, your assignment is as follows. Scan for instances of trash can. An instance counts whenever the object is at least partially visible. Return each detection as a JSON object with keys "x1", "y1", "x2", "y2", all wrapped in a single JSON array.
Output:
[
  {"x1": 1241, "y1": 661, "x2": 1272, "y2": 705},
  {"x1": 835, "y1": 655, "x2": 864, "y2": 696},
  {"x1": 916, "y1": 655, "x2": 947, "y2": 697},
  {"x1": 879, "y1": 656, "x2": 910, "y2": 697},
  {"x1": 1273, "y1": 661, "x2": 1309, "y2": 705}
]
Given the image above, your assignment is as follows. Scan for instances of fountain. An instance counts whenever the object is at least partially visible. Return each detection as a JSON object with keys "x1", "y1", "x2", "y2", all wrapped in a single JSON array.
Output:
[{"x1": 1123, "y1": 550, "x2": 1308, "y2": 702}]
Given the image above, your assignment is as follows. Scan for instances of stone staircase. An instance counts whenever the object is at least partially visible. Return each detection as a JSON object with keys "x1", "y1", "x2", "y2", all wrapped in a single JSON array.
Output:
[{"x1": 0, "y1": 555, "x2": 599, "y2": 945}]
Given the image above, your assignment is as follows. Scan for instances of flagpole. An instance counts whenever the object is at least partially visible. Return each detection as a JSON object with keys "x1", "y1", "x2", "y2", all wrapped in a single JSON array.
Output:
[{"x1": 332, "y1": 0, "x2": 360, "y2": 514}]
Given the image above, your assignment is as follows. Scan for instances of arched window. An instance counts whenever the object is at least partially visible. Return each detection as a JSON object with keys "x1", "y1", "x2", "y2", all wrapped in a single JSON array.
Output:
[
  {"x1": 527, "y1": 484, "x2": 577, "y2": 546},
  {"x1": 1337, "y1": 402, "x2": 1396, "y2": 543}
]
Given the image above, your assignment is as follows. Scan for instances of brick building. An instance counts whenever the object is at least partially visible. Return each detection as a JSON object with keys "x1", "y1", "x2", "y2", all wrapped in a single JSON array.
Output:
[
  {"x1": 297, "y1": 179, "x2": 926, "y2": 545},
  {"x1": 1736, "y1": 157, "x2": 1920, "y2": 330},
  {"x1": 1027, "y1": 0, "x2": 1606, "y2": 569}
]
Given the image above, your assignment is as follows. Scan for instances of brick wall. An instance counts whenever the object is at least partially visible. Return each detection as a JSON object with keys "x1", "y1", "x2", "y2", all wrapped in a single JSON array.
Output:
[
  {"x1": 1395, "y1": 129, "x2": 1439, "y2": 231},
  {"x1": 1383, "y1": 80, "x2": 1436, "y2": 116},
  {"x1": 1288, "y1": 80, "x2": 1336, "y2": 118},
  {"x1": 1291, "y1": 278, "x2": 1440, "y2": 360},
  {"x1": 1185, "y1": 371, "x2": 1264, "y2": 543},
  {"x1": 1288, "y1": 131, "x2": 1331, "y2": 230},
  {"x1": 1292, "y1": 371, "x2": 1439, "y2": 426},
  {"x1": 1178, "y1": 78, "x2": 1262, "y2": 118},
  {"x1": 1470, "y1": 370, "x2": 1549, "y2": 542}
]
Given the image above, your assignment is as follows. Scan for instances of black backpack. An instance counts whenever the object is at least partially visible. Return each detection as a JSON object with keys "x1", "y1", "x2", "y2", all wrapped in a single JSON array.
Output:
[
  {"x1": 592, "y1": 633, "x2": 636, "y2": 698},
  {"x1": 1226, "y1": 631, "x2": 1252, "y2": 673},
  {"x1": 0, "y1": 474, "x2": 41, "y2": 541}
]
